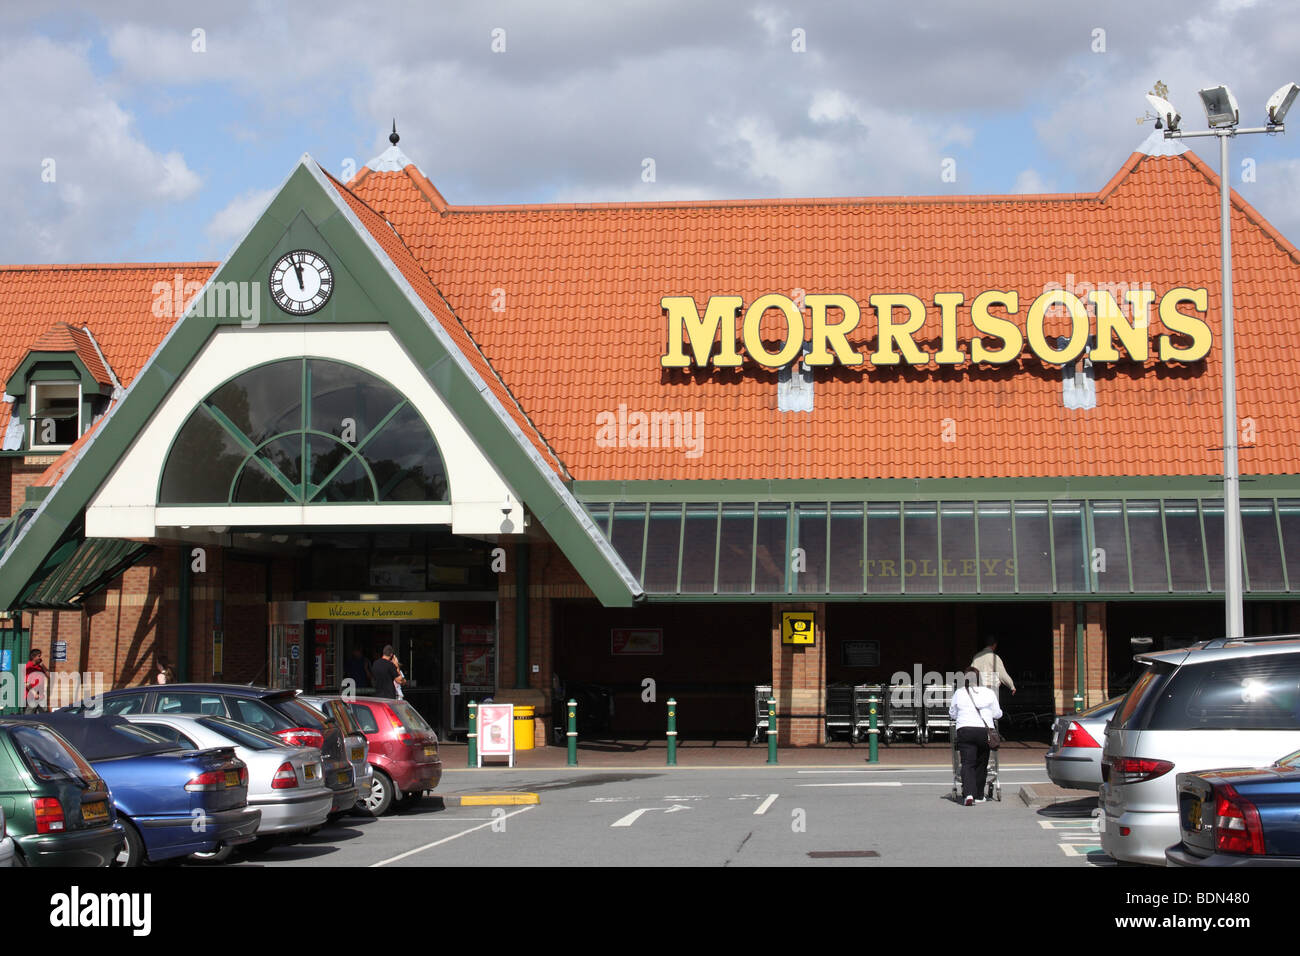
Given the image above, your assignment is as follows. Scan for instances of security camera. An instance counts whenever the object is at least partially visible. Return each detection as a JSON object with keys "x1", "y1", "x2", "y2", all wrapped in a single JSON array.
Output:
[
  {"x1": 1267, "y1": 81, "x2": 1299, "y2": 125},
  {"x1": 1146, "y1": 93, "x2": 1181, "y2": 132}
]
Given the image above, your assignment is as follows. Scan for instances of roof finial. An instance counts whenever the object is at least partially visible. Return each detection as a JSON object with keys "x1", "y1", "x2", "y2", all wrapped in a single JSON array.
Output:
[{"x1": 390, "y1": 120, "x2": 400, "y2": 146}]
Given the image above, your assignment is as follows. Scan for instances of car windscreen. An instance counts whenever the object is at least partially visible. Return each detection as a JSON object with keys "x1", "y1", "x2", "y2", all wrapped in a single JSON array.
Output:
[
  {"x1": 1145, "y1": 653, "x2": 1300, "y2": 731},
  {"x1": 1276, "y1": 749, "x2": 1300, "y2": 770},
  {"x1": 1077, "y1": 696, "x2": 1123, "y2": 720},
  {"x1": 197, "y1": 716, "x2": 285, "y2": 751},
  {"x1": 8, "y1": 725, "x2": 97, "y2": 783},
  {"x1": 228, "y1": 697, "x2": 300, "y2": 734},
  {"x1": 1114, "y1": 664, "x2": 1173, "y2": 730},
  {"x1": 349, "y1": 703, "x2": 379, "y2": 734},
  {"x1": 390, "y1": 700, "x2": 433, "y2": 734},
  {"x1": 281, "y1": 698, "x2": 329, "y2": 730}
]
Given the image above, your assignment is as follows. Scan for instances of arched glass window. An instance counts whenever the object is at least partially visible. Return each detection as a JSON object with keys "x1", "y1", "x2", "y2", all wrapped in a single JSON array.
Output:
[{"x1": 159, "y1": 359, "x2": 448, "y2": 505}]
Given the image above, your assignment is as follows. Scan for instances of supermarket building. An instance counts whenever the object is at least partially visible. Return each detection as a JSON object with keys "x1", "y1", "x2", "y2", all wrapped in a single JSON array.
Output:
[{"x1": 2, "y1": 129, "x2": 1300, "y2": 744}]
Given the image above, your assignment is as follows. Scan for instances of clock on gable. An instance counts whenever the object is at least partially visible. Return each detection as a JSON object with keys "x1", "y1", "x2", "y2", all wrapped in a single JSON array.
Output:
[{"x1": 269, "y1": 250, "x2": 334, "y2": 315}]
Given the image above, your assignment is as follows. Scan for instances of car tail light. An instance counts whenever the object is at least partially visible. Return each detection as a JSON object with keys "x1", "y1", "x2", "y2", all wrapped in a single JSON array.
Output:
[
  {"x1": 271, "y1": 762, "x2": 299, "y2": 789},
  {"x1": 185, "y1": 770, "x2": 230, "y2": 792},
  {"x1": 1062, "y1": 722, "x2": 1100, "y2": 749},
  {"x1": 386, "y1": 711, "x2": 404, "y2": 730},
  {"x1": 1110, "y1": 756, "x2": 1174, "y2": 785},
  {"x1": 34, "y1": 797, "x2": 65, "y2": 833},
  {"x1": 1214, "y1": 785, "x2": 1266, "y2": 855},
  {"x1": 277, "y1": 727, "x2": 325, "y2": 749}
]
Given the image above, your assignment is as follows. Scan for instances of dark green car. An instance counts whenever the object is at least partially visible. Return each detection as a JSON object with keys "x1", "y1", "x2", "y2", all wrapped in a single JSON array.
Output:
[{"x1": 0, "y1": 718, "x2": 124, "y2": 866}]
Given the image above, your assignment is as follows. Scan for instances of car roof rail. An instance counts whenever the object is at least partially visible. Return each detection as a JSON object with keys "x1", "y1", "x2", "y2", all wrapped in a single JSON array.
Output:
[{"x1": 1198, "y1": 633, "x2": 1300, "y2": 650}]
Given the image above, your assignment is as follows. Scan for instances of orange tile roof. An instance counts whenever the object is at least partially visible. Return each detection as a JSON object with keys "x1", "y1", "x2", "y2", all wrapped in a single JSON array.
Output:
[
  {"x1": 28, "y1": 322, "x2": 114, "y2": 387},
  {"x1": 348, "y1": 147, "x2": 1300, "y2": 481},
  {"x1": 0, "y1": 263, "x2": 217, "y2": 438}
]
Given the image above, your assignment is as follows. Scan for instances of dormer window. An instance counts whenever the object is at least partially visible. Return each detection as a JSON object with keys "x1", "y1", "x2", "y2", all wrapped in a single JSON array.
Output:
[{"x1": 29, "y1": 381, "x2": 81, "y2": 449}]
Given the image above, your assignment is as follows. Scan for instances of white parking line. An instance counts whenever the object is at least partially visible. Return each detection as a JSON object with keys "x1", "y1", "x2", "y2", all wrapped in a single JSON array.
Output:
[
  {"x1": 754, "y1": 794, "x2": 779, "y2": 815},
  {"x1": 369, "y1": 806, "x2": 536, "y2": 866},
  {"x1": 798, "y1": 781, "x2": 905, "y2": 788}
]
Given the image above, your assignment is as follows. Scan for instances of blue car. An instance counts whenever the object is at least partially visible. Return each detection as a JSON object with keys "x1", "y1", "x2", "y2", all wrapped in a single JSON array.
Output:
[
  {"x1": 1167, "y1": 749, "x2": 1300, "y2": 866},
  {"x1": 13, "y1": 714, "x2": 261, "y2": 866}
]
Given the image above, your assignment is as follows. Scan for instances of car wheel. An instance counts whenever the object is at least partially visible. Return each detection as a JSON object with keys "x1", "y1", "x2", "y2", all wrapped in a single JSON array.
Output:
[
  {"x1": 115, "y1": 819, "x2": 145, "y2": 867},
  {"x1": 357, "y1": 769, "x2": 394, "y2": 816},
  {"x1": 189, "y1": 843, "x2": 233, "y2": 864}
]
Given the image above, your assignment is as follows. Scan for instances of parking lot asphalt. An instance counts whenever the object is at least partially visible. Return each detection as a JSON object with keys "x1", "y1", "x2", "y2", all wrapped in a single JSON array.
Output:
[{"x1": 225, "y1": 761, "x2": 1106, "y2": 867}]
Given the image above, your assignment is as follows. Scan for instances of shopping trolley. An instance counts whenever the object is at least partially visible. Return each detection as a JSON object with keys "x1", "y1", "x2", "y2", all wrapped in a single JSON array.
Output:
[
  {"x1": 882, "y1": 682, "x2": 922, "y2": 744},
  {"x1": 921, "y1": 683, "x2": 954, "y2": 744},
  {"x1": 753, "y1": 684, "x2": 773, "y2": 743},
  {"x1": 950, "y1": 725, "x2": 1002, "y2": 801}
]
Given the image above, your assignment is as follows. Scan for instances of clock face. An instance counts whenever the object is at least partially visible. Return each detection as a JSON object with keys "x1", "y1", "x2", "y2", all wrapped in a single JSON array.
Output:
[{"x1": 269, "y1": 250, "x2": 333, "y2": 315}]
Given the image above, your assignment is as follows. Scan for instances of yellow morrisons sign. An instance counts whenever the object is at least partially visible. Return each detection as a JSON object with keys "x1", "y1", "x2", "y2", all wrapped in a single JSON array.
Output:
[{"x1": 305, "y1": 602, "x2": 440, "y2": 621}]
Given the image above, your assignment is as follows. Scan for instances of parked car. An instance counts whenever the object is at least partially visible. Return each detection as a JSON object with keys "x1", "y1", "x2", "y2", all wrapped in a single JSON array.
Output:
[
  {"x1": 1166, "y1": 748, "x2": 1300, "y2": 866},
  {"x1": 0, "y1": 805, "x2": 13, "y2": 867},
  {"x1": 122, "y1": 713, "x2": 332, "y2": 840},
  {"x1": 0, "y1": 718, "x2": 124, "y2": 867},
  {"x1": 77, "y1": 684, "x2": 358, "y2": 816},
  {"x1": 1101, "y1": 635, "x2": 1300, "y2": 865},
  {"x1": 347, "y1": 697, "x2": 443, "y2": 815},
  {"x1": 1045, "y1": 696, "x2": 1123, "y2": 791},
  {"x1": 298, "y1": 694, "x2": 373, "y2": 801},
  {"x1": 12, "y1": 713, "x2": 260, "y2": 866}
]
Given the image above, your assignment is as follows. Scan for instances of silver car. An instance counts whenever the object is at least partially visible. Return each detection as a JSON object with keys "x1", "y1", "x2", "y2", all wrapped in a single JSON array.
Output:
[
  {"x1": 1101, "y1": 635, "x2": 1300, "y2": 866},
  {"x1": 1045, "y1": 696, "x2": 1123, "y2": 791},
  {"x1": 299, "y1": 694, "x2": 372, "y2": 802},
  {"x1": 0, "y1": 806, "x2": 13, "y2": 868},
  {"x1": 123, "y1": 713, "x2": 333, "y2": 839}
]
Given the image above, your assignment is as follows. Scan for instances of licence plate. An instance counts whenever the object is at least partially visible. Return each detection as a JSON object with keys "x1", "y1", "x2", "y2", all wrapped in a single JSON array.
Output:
[
  {"x1": 351, "y1": 747, "x2": 364, "y2": 761},
  {"x1": 424, "y1": 746, "x2": 437, "y2": 757},
  {"x1": 337, "y1": 770, "x2": 349, "y2": 785},
  {"x1": 224, "y1": 771, "x2": 240, "y2": 787},
  {"x1": 82, "y1": 801, "x2": 109, "y2": 822},
  {"x1": 305, "y1": 764, "x2": 317, "y2": 780}
]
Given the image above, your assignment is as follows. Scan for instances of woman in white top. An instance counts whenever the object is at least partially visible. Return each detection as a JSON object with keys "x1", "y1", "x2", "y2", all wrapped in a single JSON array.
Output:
[{"x1": 949, "y1": 671, "x2": 1002, "y2": 806}]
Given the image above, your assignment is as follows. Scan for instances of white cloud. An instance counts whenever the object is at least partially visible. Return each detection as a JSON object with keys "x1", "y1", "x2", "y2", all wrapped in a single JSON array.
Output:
[
  {"x1": 205, "y1": 187, "x2": 277, "y2": 244},
  {"x1": 1013, "y1": 168, "x2": 1053, "y2": 194}
]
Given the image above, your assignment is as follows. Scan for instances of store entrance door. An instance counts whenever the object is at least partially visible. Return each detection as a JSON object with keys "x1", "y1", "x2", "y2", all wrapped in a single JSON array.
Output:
[{"x1": 401, "y1": 623, "x2": 444, "y2": 736}]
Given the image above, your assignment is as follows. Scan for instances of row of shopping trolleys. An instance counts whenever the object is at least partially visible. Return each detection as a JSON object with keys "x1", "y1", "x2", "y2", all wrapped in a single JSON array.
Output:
[{"x1": 753, "y1": 682, "x2": 959, "y2": 745}]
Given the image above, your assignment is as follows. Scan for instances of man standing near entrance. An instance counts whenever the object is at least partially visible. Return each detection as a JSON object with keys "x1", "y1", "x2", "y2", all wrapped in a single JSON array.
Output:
[
  {"x1": 371, "y1": 645, "x2": 400, "y2": 699},
  {"x1": 970, "y1": 640, "x2": 1016, "y2": 699}
]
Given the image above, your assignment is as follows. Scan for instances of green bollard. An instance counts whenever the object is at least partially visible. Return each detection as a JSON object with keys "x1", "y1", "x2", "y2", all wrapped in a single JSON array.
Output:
[
  {"x1": 467, "y1": 700, "x2": 478, "y2": 767},
  {"x1": 766, "y1": 697, "x2": 777, "y2": 764},
  {"x1": 567, "y1": 697, "x2": 578, "y2": 767},
  {"x1": 1073, "y1": 692, "x2": 1084, "y2": 714},
  {"x1": 868, "y1": 692, "x2": 879, "y2": 764},
  {"x1": 667, "y1": 698, "x2": 677, "y2": 766}
]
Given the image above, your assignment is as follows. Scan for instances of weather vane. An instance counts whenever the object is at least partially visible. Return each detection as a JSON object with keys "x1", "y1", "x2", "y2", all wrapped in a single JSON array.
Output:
[{"x1": 1138, "y1": 81, "x2": 1170, "y2": 124}]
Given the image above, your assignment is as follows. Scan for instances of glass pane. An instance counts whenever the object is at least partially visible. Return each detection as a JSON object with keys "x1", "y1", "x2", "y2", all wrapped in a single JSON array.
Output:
[
  {"x1": 1279, "y1": 500, "x2": 1300, "y2": 592},
  {"x1": 1242, "y1": 500, "x2": 1285, "y2": 591},
  {"x1": 362, "y1": 405, "x2": 448, "y2": 501},
  {"x1": 318, "y1": 455, "x2": 373, "y2": 503},
  {"x1": 717, "y1": 503, "x2": 755, "y2": 593},
  {"x1": 828, "y1": 503, "x2": 863, "y2": 593},
  {"x1": 308, "y1": 359, "x2": 403, "y2": 440},
  {"x1": 1014, "y1": 501, "x2": 1051, "y2": 592},
  {"x1": 940, "y1": 502, "x2": 977, "y2": 594},
  {"x1": 754, "y1": 504, "x2": 789, "y2": 593},
  {"x1": 159, "y1": 407, "x2": 247, "y2": 504},
  {"x1": 1090, "y1": 500, "x2": 1130, "y2": 593},
  {"x1": 586, "y1": 503, "x2": 611, "y2": 538},
  {"x1": 233, "y1": 458, "x2": 294, "y2": 503},
  {"x1": 308, "y1": 432, "x2": 354, "y2": 492},
  {"x1": 643, "y1": 504, "x2": 682, "y2": 593},
  {"x1": 976, "y1": 502, "x2": 1015, "y2": 593},
  {"x1": 903, "y1": 501, "x2": 939, "y2": 593},
  {"x1": 1052, "y1": 502, "x2": 1088, "y2": 593},
  {"x1": 208, "y1": 360, "x2": 302, "y2": 445},
  {"x1": 680, "y1": 503, "x2": 718, "y2": 593},
  {"x1": 257, "y1": 434, "x2": 302, "y2": 489},
  {"x1": 1127, "y1": 501, "x2": 1168, "y2": 592},
  {"x1": 866, "y1": 502, "x2": 901, "y2": 594},
  {"x1": 610, "y1": 504, "x2": 647, "y2": 581},
  {"x1": 795, "y1": 503, "x2": 828, "y2": 594},
  {"x1": 1164, "y1": 500, "x2": 1208, "y2": 592},
  {"x1": 1203, "y1": 500, "x2": 1225, "y2": 591}
]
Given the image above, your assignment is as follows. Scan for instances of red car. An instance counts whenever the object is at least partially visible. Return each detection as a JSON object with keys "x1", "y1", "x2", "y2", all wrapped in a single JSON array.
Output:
[{"x1": 347, "y1": 698, "x2": 443, "y2": 816}]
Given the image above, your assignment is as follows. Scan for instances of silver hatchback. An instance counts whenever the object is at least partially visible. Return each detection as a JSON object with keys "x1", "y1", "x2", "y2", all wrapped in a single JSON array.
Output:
[{"x1": 1100, "y1": 636, "x2": 1300, "y2": 866}]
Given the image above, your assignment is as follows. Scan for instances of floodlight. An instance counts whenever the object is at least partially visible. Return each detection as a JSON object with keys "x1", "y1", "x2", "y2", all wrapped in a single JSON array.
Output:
[
  {"x1": 1199, "y1": 85, "x2": 1240, "y2": 128},
  {"x1": 1146, "y1": 93, "x2": 1181, "y2": 131},
  {"x1": 1266, "y1": 82, "x2": 1299, "y2": 125}
]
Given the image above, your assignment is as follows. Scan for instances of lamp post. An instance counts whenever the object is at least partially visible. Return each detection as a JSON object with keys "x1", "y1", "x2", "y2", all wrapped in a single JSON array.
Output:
[{"x1": 1147, "y1": 82, "x2": 1297, "y2": 639}]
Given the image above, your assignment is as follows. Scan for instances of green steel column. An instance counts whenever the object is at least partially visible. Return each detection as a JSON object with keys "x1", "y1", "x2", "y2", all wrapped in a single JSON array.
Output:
[
  {"x1": 515, "y1": 543, "x2": 529, "y2": 688},
  {"x1": 766, "y1": 697, "x2": 777, "y2": 764},
  {"x1": 868, "y1": 691, "x2": 880, "y2": 764},
  {"x1": 178, "y1": 547, "x2": 192, "y2": 681},
  {"x1": 467, "y1": 701, "x2": 478, "y2": 767},
  {"x1": 1074, "y1": 603, "x2": 1085, "y2": 713},
  {"x1": 567, "y1": 698, "x2": 578, "y2": 766},
  {"x1": 666, "y1": 698, "x2": 677, "y2": 766}
]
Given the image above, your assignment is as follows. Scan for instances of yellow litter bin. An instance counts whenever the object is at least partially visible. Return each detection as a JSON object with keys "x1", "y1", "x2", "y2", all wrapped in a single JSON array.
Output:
[{"x1": 514, "y1": 705, "x2": 535, "y2": 750}]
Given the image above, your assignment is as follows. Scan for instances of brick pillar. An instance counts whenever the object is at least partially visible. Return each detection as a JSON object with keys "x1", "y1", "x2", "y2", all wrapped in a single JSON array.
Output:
[
  {"x1": 1051, "y1": 602, "x2": 1074, "y2": 714},
  {"x1": 1051, "y1": 602, "x2": 1108, "y2": 711},
  {"x1": 1084, "y1": 603, "x2": 1107, "y2": 706},
  {"x1": 771, "y1": 603, "x2": 826, "y2": 746}
]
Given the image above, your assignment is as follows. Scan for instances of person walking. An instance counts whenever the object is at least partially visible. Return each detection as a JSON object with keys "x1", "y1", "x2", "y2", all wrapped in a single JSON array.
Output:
[
  {"x1": 970, "y1": 639, "x2": 1016, "y2": 698},
  {"x1": 154, "y1": 655, "x2": 177, "y2": 685},
  {"x1": 24, "y1": 648, "x2": 48, "y2": 713},
  {"x1": 950, "y1": 670, "x2": 1002, "y2": 806},
  {"x1": 371, "y1": 645, "x2": 400, "y2": 699}
]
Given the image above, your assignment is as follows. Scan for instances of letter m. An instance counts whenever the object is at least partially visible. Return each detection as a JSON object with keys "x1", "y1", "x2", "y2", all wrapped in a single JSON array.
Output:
[
  {"x1": 660, "y1": 295, "x2": 743, "y2": 368},
  {"x1": 207, "y1": 281, "x2": 240, "y2": 319}
]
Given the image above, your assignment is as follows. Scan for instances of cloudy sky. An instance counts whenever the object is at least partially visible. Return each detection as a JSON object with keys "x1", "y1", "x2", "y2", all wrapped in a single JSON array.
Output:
[{"x1": 2, "y1": 0, "x2": 1298, "y2": 264}]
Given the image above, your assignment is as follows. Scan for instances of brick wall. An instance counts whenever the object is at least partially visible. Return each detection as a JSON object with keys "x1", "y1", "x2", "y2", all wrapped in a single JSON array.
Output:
[
  {"x1": 1051, "y1": 601, "x2": 1108, "y2": 712},
  {"x1": 771, "y1": 603, "x2": 826, "y2": 746}
]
